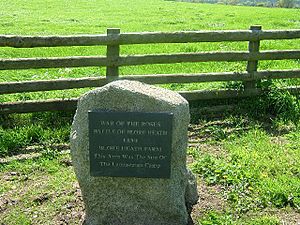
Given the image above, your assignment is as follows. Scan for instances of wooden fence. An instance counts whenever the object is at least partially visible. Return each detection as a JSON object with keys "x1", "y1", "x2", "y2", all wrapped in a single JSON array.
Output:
[{"x1": 0, "y1": 26, "x2": 300, "y2": 114}]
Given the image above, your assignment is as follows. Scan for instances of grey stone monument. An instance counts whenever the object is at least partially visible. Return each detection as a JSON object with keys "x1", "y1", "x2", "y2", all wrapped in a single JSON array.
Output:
[{"x1": 70, "y1": 80, "x2": 198, "y2": 225}]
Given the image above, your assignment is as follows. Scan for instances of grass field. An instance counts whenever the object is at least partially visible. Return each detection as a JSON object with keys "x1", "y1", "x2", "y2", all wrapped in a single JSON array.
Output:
[
  {"x1": 0, "y1": 0, "x2": 300, "y2": 224},
  {"x1": 0, "y1": 0, "x2": 299, "y2": 102}
]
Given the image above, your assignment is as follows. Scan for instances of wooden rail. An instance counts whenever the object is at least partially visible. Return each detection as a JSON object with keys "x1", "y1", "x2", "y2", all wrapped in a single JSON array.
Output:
[
  {"x1": 1, "y1": 30, "x2": 299, "y2": 47},
  {"x1": 0, "y1": 26, "x2": 300, "y2": 114},
  {"x1": 1, "y1": 70, "x2": 300, "y2": 94},
  {"x1": 1, "y1": 86, "x2": 300, "y2": 114},
  {"x1": 1, "y1": 51, "x2": 299, "y2": 70}
]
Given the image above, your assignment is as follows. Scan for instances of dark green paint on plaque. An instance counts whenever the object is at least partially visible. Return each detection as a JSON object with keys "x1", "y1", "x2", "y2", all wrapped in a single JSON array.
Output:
[{"x1": 88, "y1": 110, "x2": 173, "y2": 178}]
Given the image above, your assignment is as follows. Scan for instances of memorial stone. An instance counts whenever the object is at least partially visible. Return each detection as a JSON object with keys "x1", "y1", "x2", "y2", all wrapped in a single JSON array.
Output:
[{"x1": 70, "y1": 80, "x2": 198, "y2": 225}]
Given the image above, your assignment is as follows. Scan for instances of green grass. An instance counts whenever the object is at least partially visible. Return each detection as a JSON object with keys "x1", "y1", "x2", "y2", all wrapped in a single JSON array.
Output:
[
  {"x1": 1, "y1": 116, "x2": 299, "y2": 224},
  {"x1": 190, "y1": 117, "x2": 300, "y2": 224},
  {"x1": 199, "y1": 211, "x2": 281, "y2": 225},
  {"x1": 0, "y1": 112, "x2": 72, "y2": 157},
  {"x1": 0, "y1": 0, "x2": 300, "y2": 224},
  {"x1": 0, "y1": 0, "x2": 299, "y2": 103},
  {"x1": 0, "y1": 153, "x2": 80, "y2": 224},
  {"x1": 1, "y1": 0, "x2": 299, "y2": 34}
]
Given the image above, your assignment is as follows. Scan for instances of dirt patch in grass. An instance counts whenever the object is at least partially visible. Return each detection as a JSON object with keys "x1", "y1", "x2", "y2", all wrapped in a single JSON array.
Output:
[
  {"x1": 275, "y1": 209, "x2": 300, "y2": 225},
  {"x1": 52, "y1": 183, "x2": 85, "y2": 225},
  {"x1": 0, "y1": 193, "x2": 18, "y2": 214},
  {"x1": 246, "y1": 208, "x2": 300, "y2": 225},
  {"x1": 0, "y1": 172, "x2": 32, "y2": 213},
  {"x1": 0, "y1": 171, "x2": 50, "y2": 214},
  {"x1": 187, "y1": 139, "x2": 228, "y2": 223},
  {"x1": 191, "y1": 179, "x2": 227, "y2": 222},
  {"x1": 0, "y1": 144, "x2": 69, "y2": 164},
  {"x1": 270, "y1": 136, "x2": 289, "y2": 145},
  {"x1": 190, "y1": 143, "x2": 227, "y2": 157},
  {"x1": 188, "y1": 119, "x2": 252, "y2": 143}
]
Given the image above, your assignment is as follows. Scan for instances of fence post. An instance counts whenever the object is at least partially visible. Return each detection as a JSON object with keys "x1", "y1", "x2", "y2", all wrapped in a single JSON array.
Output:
[
  {"x1": 244, "y1": 25, "x2": 262, "y2": 90},
  {"x1": 106, "y1": 28, "x2": 120, "y2": 80}
]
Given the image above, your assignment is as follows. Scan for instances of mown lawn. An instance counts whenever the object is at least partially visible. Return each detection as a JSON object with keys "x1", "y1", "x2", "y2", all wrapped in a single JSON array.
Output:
[
  {"x1": 0, "y1": 0, "x2": 300, "y2": 224},
  {"x1": 0, "y1": 0, "x2": 299, "y2": 103}
]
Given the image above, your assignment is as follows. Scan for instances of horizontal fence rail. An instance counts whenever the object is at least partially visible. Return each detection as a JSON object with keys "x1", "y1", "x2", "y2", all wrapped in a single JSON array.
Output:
[
  {"x1": 1, "y1": 50, "x2": 299, "y2": 70},
  {"x1": 1, "y1": 86, "x2": 300, "y2": 114},
  {"x1": 0, "y1": 26, "x2": 300, "y2": 114},
  {"x1": 1, "y1": 70, "x2": 300, "y2": 94},
  {"x1": 117, "y1": 50, "x2": 300, "y2": 66},
  {"x1": 0, "y1": 56, "x2": 107, "y2": 70},
  {"x1": 0, "y1": 30, "x2": 300, "y2": 48}
]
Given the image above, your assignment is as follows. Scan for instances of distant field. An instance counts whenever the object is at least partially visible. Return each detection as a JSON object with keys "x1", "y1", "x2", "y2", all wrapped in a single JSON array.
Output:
[
  {"x1": 0, "y1": 0, "x2": 299, "y2": 103},
  {"x1": 1, "y1": 0, "x2": 299, "y2": 34}
]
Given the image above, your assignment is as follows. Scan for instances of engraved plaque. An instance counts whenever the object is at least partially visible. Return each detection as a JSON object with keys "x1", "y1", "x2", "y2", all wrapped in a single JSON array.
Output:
[{"x1": 88, "y1": 110, "x2": 173, "y2": 178}]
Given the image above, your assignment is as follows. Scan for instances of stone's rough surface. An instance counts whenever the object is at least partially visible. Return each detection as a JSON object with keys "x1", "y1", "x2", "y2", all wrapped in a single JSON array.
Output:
[{"x1": 70, "y1": 80, "x2": 198, "y2": 225}]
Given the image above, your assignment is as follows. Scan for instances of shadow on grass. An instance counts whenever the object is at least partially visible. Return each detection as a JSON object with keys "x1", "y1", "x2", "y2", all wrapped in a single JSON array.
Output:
[
  {"x1": 190, "y1": 96, "x2": 298, "y2": 140},
  {"x1": 0, "y1": 111, "x2": 74, "y2": 158},
  {"x1": 1, "y1": 95, "x2": 299, "y2": 158}
]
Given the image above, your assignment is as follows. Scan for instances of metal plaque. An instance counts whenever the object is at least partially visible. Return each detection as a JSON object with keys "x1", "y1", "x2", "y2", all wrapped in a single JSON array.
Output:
[{"x1": 88, "y1": 110, "x2": 173, "y2": 178}]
